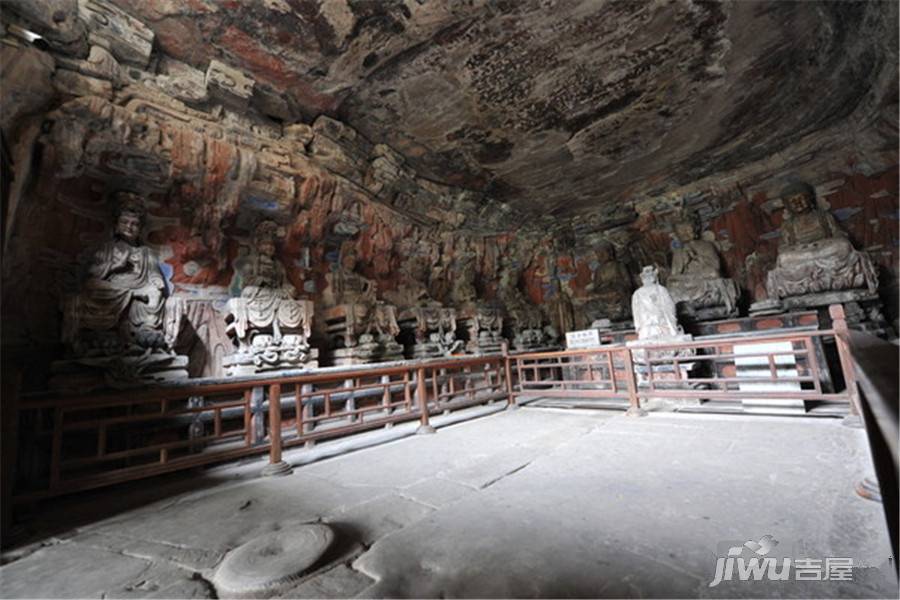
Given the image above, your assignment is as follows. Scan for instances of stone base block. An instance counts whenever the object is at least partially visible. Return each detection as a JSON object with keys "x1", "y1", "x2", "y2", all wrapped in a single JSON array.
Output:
[
  {"x1": 50, "y1": 352, "x2": 190, "y2": 392},
  {"x1": 224, "y1": 348, "x2": 319, "y2": 377},
  {"x1": 409, "y1": 339, "x2": 464, "y2": 360},
  {"x1": 326, "y1": 337, "x2": 403, "y2": 366},
  {"x1": 678, "y1": 304, "x2": 738, "y2": 323},
  {"x1": 779, "y1": 288, "x2": 878, "y2": 311},
  {"x1": 512, "y1": 329, "x2": 551, "y2": 352}
]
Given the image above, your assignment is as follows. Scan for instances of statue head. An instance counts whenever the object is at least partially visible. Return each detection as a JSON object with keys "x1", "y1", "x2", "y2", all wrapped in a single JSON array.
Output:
[
  {"x1": 113, "y1": 192, "x2": 146, "y2": 245},
  {"x1": 780, "y1": 181, "x2": 816, "y2": 215},
  {"x1": 253, "y1": 220, "x2": 279, "y2": 257},
  {"x1": 673, "y1": 212, "x2": 699, "y2": 244},
  {"x1": 639, "y1": 265, "x2": 659, "y2": 286},
  {"x1": 595, "y1": 241, "x2": 615, "y2": 261}
]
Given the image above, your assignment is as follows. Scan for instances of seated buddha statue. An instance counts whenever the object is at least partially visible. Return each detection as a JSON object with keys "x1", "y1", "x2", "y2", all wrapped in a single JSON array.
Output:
[
  {"x1": 584, "y1": 242, "x2": 632, "y2": 323},
  {"x1": 225, "y1": 220, "x2": 312, "y2": 372},
  {"x1": 322, "y1": 244, "x2": 399, "y2": 348},
  {"x1": 322, "y1": 245, "x2": 377, "y2": 309},
  {"x1": 498, "y1": 256, "x2": 545, "y2": 349},
  {"x1": 766, "y1": 182, "x2": 878, "y2": 300},
  {"x1": 58, "y1": 192, "x2": 188, "y2": 386},
  {"x1": 667, "y1": 214, "x2": 739, "y2": 318},
  {"x1": 385, "y1": 257, "x2": 460, "y2": 356},
  {"x1": 62, "y1": 193, "x2": 176, "y2": 356}
]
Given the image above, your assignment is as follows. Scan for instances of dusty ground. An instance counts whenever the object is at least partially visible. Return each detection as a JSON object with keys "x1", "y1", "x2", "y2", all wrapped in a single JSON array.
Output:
[{"x1": 1, "y1": 406, "x2": 896, "y2": 598}]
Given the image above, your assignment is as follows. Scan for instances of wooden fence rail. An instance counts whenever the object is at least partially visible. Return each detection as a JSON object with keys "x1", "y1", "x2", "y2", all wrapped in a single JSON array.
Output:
[
  {"x1": 7, "y1": 305, "x2": 859, "y2": 508},
  {"x1": 11, "y1": 353, "x2": 511, "y2": 503}
]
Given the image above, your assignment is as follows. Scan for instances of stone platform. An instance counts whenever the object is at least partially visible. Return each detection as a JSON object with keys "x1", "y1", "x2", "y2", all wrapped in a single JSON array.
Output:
[
  {"x1": 50, "y1": 352, "x2": 190, "y2": 392},
  {"x1": 1, "y1": 409, "x2": 895, "y2": 598},
  {"x1": 324, "y1": 335, "x2": 404, "y2": 366}
]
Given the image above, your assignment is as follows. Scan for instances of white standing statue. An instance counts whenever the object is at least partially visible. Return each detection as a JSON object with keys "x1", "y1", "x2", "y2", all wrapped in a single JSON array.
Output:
[
  {"x1": 631, "y1": 265, "x2": 683, "y2": 341},
  {"x1": 627, "y1": 265, "x2": 696, "y2": 410}
]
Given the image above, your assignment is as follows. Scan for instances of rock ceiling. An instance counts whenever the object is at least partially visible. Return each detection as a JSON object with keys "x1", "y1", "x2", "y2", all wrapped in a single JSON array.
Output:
[{"x1": 92, "y1": 0, "x2": 900, "y2": 217}]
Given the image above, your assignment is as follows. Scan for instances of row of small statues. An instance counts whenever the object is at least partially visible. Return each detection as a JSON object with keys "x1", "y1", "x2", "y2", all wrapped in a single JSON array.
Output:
[{"x1": 58, "y1": 181, "x2": 878, "y2": 385}]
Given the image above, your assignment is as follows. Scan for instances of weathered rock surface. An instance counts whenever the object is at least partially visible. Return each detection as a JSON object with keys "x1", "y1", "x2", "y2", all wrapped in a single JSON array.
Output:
[
  {"x1": 98, "y1": 1, "x2": 898, "y2": 217},
  {"x1": 0, "y1": 0, "x2": 897, "y2": 387}
]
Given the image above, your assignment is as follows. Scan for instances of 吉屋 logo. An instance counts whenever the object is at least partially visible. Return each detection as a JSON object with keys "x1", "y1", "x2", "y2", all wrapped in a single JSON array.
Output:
[{"x1": 709, "y1": 535, "x2": 853, "y2": 587}]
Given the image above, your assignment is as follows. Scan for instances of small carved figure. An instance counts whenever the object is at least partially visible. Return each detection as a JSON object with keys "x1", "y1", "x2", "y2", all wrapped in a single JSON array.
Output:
[
  {"x1": 383, "y1": 256, "x2": 438, "y2": 309},
  {"x1": 667, "y1": 213, "x2": 739, "y2": 318},
  {"x1": 323, "y1": 245, "x2": 378, "y2": 309},
  {"x1": 766, "y1": 182, "x2": 878, "y2": 299},
  {"x1": 449, "y1": 250, "x2": 478, "y2": 307},
  {"x1": 387, "y1": 255, "x2": 462, "y2": 358}
]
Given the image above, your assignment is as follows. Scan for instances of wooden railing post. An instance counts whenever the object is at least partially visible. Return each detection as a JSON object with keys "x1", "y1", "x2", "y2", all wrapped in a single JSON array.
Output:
[
  {"x1": 831, "y1": 304, "x2": 863, "y2": 427},
  {"x1": 502, "y1": 341, "x2": 517, "y2": 409},
  {"x1": 250, "y1": 385, "x2": 266, "y2": 444},
  {"x1": 416, "y1": 367, "x2": 436, "y2": 434},
  {"x1": 622, "y1": 348, "x2": 647, "y2": 417},
  {"x1": 262, "y1": 383, "x2": 292, "y2": 476}
]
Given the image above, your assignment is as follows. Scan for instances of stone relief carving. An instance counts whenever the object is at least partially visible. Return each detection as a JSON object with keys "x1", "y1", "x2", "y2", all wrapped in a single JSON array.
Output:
[
  {"x1": 583, "y1": 242, "x2": 632, "y2": 323},
  {"x1": 497, "y1": 255, "x2": 548, "y2": 351},
  {"x1": 766, "y1": 182, "x2": 878, "y2": 302},
  {"x1": 4, "y1": 0, "x2": 892, "y2": 391},
  {"x1": 321, "y1": 241, "x2": 402, "y2": 365},
  {"x1": 445, "y1": 246, "x2": 504, "y2": 354},
  {"x1": 56, "y1": 192, "x2": 187, "y2": 386},
  {"x1": 385, "y1": 255, "x2": 462, "y2": 358},
  {"x1": 667, "y1": 211, "x2": 739, "y2": 320},
  {"x1": 224, "y1": 221, "x2": 315, "y2": 375}
]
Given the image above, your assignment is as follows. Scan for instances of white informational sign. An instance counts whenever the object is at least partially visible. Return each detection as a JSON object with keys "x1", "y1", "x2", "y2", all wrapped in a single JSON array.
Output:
[
  {"x1": 734, "y1": 341, "x2": 805, "y2": 413},
  {"x1": 565, "y1": 329, "x2": 601, "y2": 349}
]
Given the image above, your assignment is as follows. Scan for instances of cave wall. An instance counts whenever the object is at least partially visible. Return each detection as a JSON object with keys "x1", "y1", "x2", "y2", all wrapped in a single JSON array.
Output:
[
  {"x1": 1, "y1": 1, "x2": 897, "y2": 390},
  {"x1": 0, "y1": 14, "x2": 545, "y2": 385},
  {"x1": 549, "y1": 166, "x2": 899, "y2": 328}
]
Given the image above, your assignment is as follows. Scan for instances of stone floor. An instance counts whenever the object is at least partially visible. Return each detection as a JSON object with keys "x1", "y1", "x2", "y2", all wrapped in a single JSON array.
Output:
[{"x1": 1, "y1": 406, "x2": 896, "y2": 598}]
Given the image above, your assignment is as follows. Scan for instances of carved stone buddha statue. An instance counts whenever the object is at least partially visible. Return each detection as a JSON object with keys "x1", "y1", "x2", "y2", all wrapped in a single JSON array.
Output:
[
  {"x1": 385, "y1": 256, "x2": 461, "y2": 358},
  {"x1": 224, "y1": 220, "x2": 314, "y2": 374},
  {"x1": 584, "y1": 242, "x2": 632, "y2": 323},
  {"x1": 766, "y1": 182, "x2": 878, "y2": 301},
  {"x1": 58, "y1": 192, "x2": 187, "y2": 386},
  {"x1": 667, "y1": 214, "x2": 739, "y2": 319},
  {"x1": 447, "y1": 248, "x2": 503, "y2": 354},
  {"x1": 321, "y1": 243, "x2": 400, "y2": 361},
  {"x1": 323, "y1": 245, "x2": 378, "y2": 309},
  {"x1": 383, "y1": 256, "x2": 439, "y2": 309},
  {"x1": 498, "y1": 256, "x2": 546, "y2": 350},
  {"x1": 449, "y1": 250, "x2": 479, "y2": 308}
]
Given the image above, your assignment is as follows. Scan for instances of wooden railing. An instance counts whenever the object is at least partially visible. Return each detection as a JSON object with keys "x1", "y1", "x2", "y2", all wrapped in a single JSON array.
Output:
[
  {"x1": 510, "y1": 305, "x2": 859, "y2": 416},
  {"x1": 7, "y1": 305, "x2": 861, "y2": 507},
  {"x1": 10, "y1": 354, "x2": 511, "y2": 503}
]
